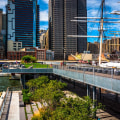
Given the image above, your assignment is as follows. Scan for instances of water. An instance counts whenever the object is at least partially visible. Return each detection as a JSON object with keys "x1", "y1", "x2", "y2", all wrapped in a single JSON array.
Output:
[{"x1": 0, "y1": 77, "x2": 22, "y2": 91}]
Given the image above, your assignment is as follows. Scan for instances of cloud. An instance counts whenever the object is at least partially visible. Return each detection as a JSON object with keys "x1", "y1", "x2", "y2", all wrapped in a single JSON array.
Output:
[
  {"x1": 87, "y1": 0, "x2": 101, "y2": 9},
  {"x1": 0, "y1": 0, "x2": 7, "y2": 8},
  {"x1": 40, "y1": 25, "x2": 48, "y2": 30},
  {"x1": 0, "y1": 0, "x2": 7, "y2": 13},
  {"x1": 87, "y1": 0, "x2": 120, "y2": 17},
  {"x1": 42, "y1": 0, "x2": 49, "y2": 4},
  {"x1": 40, "y1": 10, "x2": 48, "y2": 21},
  {"x1": 87, "y1": 9, "x2": 100, "y2": 17},
  {"x1": 105, "y1": 0, "x2": 120, "y2": 11}
]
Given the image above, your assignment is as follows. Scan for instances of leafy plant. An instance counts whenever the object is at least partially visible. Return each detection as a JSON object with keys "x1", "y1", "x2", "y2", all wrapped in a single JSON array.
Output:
[
  {"x1": 22, "y1": 89, "x2": 32, "y2": 104},
  {"x1": 25, "y1": 76, "x2": 102, "y2": 120},
  {"x1": 21, "y1": 55, "x2": 37, "y2": 63}
]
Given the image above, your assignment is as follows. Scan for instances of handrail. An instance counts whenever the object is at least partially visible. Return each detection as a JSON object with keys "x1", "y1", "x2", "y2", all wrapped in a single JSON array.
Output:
[
  {"x1": 8, "y1": 86, "x2": 22, "y2": 91},
  {"x1": 0, "y1": 87, "x2": 9, "y2": 119},
  {"x1": 0, "y1": 86, "x2": 22, "y2": 119}
]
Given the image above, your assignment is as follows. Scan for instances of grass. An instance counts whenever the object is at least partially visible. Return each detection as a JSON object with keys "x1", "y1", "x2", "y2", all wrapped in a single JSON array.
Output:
[
  {"x1": 24, "y1": 107, "x2": 28, "y2": 120},
  {"x1": 36, "y1": 102, "x2": 39, "y2": 110},
  {"x1": 23, "y1": 63, "x2": 52, "y2": 68},
  {"x1": 30, "y1": 104, "x2": 34, "y2": 114}
]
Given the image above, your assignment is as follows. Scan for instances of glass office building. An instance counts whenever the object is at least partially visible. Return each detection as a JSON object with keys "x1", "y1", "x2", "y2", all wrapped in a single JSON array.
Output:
[
  {"x1": 49, "y1": 0, "x2": 87, "y2": 60},
  {"x1": 7, "y1": 0, "x2": 40, "y2": 48}
]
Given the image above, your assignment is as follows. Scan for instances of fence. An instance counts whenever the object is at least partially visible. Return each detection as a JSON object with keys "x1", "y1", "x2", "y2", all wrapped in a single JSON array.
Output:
[
  {"x1": 53, "y1": 65, "x2": 120, "y2": 94},
  {"x1": 2, "y1": 63, "x2": 53, "y2": 74}
]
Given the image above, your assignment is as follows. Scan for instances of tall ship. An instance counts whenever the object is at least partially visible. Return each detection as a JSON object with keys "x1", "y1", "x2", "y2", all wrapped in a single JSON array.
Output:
[{"x1": 68, "y1": 0, "x2": 120, "y2": 68}]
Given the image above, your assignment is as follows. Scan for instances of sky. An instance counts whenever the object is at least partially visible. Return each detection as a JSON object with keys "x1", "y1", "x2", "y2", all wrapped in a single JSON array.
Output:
[{"x1": 0, "y1": 0, "x2": 120, "y2": 42}]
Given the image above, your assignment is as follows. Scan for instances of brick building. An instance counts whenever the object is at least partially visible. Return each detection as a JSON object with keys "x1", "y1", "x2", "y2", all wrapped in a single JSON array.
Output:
[{"x1": 7, "y1": 48, "x2": 46, "y2": 60}]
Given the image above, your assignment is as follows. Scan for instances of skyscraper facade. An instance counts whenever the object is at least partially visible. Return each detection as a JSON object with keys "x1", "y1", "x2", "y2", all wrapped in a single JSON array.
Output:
[
  {"x1": 77, "y1": 0, "x2": 87, "y2": 53},
  {"x1": 49, "y1": 0, "x2": 64, "y2": 59},
  {"x1": 7, "y1": 0, "x2": 40, "y2": 49},
  {"x1": 49, "y1": 0, "x2": 87, "y2": 60},
  {"x1": 0, "y1": 9, "x2": 6, "y2": 59}
]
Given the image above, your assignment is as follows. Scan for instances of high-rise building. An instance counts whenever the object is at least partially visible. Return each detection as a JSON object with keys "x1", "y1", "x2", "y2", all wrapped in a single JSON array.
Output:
[
  {"x1": 45, "y1": 29, "x2": 49, "y2": 50},
  {"x1": 77, "y1": 0, "x2": 87, "y2": 53},
  {"x1": 7, "y1": 0, "x2": 40, "y2": 49},
  {"x1": 0, "y1": 9, "x2": 6, "y2": 59},
  {"x1": 49, "y1": 0, "x2": 87, "y2": 60},
  {"x1": 103, "y1": 38, "x2": 120, "y2": 54},
  {"x1": 0, "y1": 9, "x2": 2, "y2": 33},
  {"x1": 40, "y1": 31, "x2": 46, "y2": 49},
  {"x1": 39, "y1": 30, "x2": 49, "y2": 49},
  {"x1": 87, "y1": 42, "x2": 99, "y2": 54}
]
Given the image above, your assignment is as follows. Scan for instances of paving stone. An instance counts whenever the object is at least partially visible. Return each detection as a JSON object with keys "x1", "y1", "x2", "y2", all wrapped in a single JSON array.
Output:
[
  {"x1": 36, "y1": 102, "x2": 42, "y2": 108},
  {"x1": 97, "y1": 109, "x2": 120, "y2": 120},
  {"x1": 27, "y1": 113, "x2": 33, "y2": 120},
  {"x1": 26, "y1": 104, "x2": 32, "y2": 114},
  {"x1": 20, "y1": 107, "x2": 26, "y2": 120},
  {"x1": 31, "y1": 104, "x2": 38, "y2": 113}
]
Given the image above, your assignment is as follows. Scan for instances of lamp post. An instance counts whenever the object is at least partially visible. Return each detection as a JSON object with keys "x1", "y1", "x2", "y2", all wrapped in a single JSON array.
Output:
[{"x1": 64, "y1": 50, "x2": 65, "y2": 61}]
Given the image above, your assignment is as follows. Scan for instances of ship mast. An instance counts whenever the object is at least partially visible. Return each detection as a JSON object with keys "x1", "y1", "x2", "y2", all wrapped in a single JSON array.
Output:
[
  {"x1": 99, "y1": 0, "x2": 104, "y2": 65},
  {"x1": 68, "y1": 0, "x2": 120, "y2": 65}
]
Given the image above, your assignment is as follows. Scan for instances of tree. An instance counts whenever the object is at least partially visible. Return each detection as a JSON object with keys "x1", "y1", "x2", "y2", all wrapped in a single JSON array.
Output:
[
  {"x1": 26, "y1": 76, "x2": 50, "y2": 93},
  {"x1": 48, "y1": 96, "x2": 100, "y2": 120},
  {"x1": 26, "y1": 76, "x2": 66, "y2": 107},
  {"x1": 21, "y1": 55, "x2": 37, "y2": 63},
  {"x1": 32, "y1": 80, "x2": 66, "y2": 108},
  {"x1": 25, "y1": 76, "x2": 102, "y2": 120}
]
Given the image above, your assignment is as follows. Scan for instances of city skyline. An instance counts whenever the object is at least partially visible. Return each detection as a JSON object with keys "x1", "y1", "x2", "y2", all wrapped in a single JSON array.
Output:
[{"x1": 1, "y1": 0, "x2": 120, "y2": 42}]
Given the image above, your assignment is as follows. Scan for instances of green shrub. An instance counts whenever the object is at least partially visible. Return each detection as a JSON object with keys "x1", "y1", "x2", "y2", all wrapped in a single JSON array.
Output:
[
  {"x1": 31, "y1": 116, "x2": 40, "y2": 120},
  {"x1": 22, "y1": 89, "x2": 32, "y2": 104},
  {"x1": 21, "y1": 55, "x2": 37, "y2": 63}
]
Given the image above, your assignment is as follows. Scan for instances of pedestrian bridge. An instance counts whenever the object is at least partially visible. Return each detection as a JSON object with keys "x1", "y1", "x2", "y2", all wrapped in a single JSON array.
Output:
[
  {"x1": 2, "y1": 65, "x2": 120, "y2": 94},
  {"x1": 2, "y1": 68, "x2": 53, "y2": 74}
]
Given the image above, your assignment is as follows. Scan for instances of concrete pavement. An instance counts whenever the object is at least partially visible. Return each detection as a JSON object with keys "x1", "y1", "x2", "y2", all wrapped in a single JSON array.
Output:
[{"x1": 8, "y1": 92, "x2": 20, "y2": 120}]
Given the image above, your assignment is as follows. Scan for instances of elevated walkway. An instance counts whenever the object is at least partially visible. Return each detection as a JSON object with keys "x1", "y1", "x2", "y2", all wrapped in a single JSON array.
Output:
[
  {"x1": 53, "y1": 66, "x2": 120, "y2": 94},
  {"x1": 2, "y1": 64, "x2": 120, "y2": 94}
]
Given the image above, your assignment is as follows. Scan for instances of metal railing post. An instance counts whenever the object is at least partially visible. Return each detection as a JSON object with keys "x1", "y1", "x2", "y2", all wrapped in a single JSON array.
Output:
[
  {"x1": 93, "y1": 86, "x2": 96, "y2": 118},
  {"x1": 83, "y1": 67, "x2": 85, "y2": 83},
  {"x1": 93, "y1": 67, "x2": 95, "y2": 85},
  {"x1": 111, "y1": 68, "x2": 113, "y2": 90},
  {"x1": 87, "y1": 84, "x2": 90, "y2": 96}
]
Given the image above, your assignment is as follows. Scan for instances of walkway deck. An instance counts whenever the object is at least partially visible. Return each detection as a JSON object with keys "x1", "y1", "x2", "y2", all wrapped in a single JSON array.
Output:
[{"x1": 8, "y1": 92, "x2": 19, "y2": 120}]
